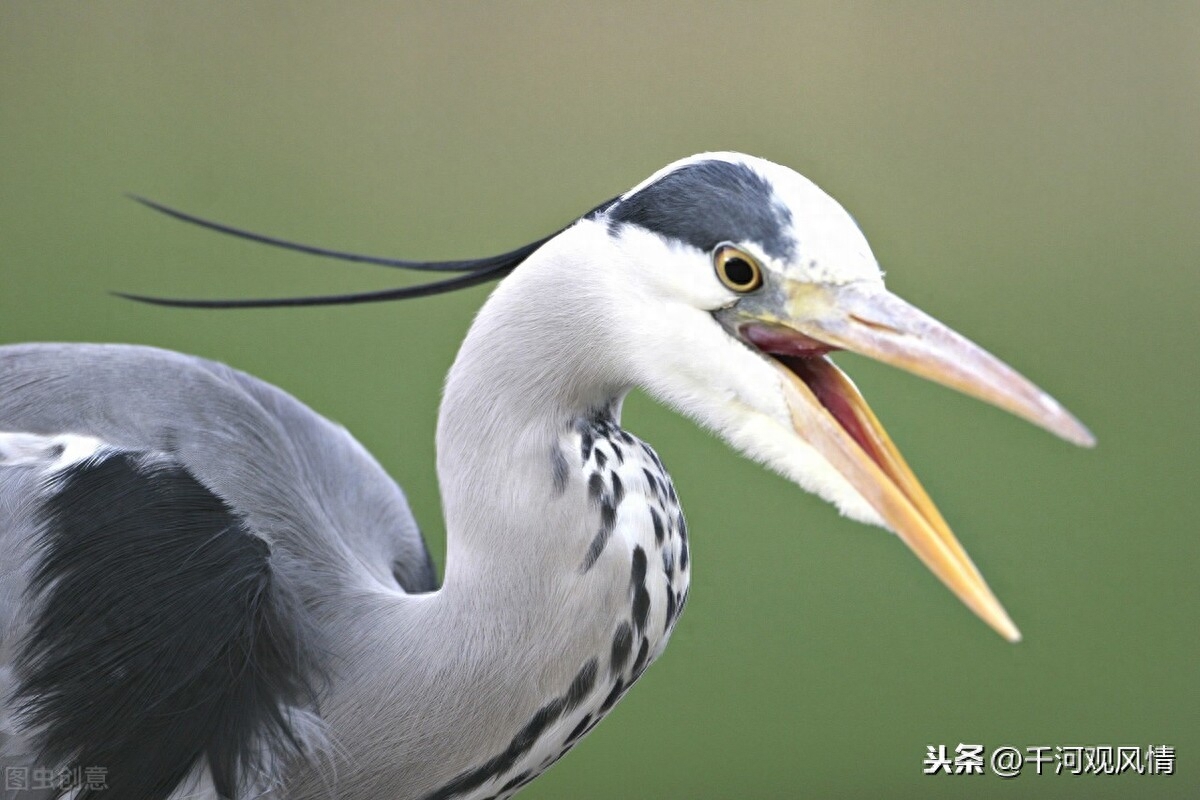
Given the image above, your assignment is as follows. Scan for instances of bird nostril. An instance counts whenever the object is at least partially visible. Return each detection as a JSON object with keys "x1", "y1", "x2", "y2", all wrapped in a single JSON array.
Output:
[{"x1": 848, "y1": 314, "x2": 903, "y2": 335}]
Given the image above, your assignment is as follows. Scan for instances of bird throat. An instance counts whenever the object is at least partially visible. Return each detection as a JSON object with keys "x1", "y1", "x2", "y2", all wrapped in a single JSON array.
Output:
[{"x1": 420, "y1": 411, "x2": 691, "y2": 800}]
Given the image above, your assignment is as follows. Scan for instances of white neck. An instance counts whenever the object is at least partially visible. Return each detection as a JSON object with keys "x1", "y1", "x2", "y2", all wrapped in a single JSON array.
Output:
[
  {"x1": 436, "y1": 223, "x2": 633, "y2": 591},
  {"x1": 308, "y1": 221, "x2": 693, "y2": 800}
]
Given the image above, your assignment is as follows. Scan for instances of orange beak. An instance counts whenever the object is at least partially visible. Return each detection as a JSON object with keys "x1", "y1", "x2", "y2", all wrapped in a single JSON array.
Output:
[{"x1": 739, "y1": 281, "x2": 1093, "y2": 641}]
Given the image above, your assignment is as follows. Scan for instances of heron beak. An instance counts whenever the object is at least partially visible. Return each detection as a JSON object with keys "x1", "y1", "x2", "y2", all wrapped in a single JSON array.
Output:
[{"x1": 738, "y1": 281, "x2": 1094, "y2": 642}]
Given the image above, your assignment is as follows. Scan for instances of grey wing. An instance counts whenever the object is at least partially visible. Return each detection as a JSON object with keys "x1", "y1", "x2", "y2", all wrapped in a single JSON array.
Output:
[
  {"x1": 0, "y1": 343, "x2": 437, "y2": 799},
  {"x1": 0, "y1": 343, "x2": 437, "y2": 593}
]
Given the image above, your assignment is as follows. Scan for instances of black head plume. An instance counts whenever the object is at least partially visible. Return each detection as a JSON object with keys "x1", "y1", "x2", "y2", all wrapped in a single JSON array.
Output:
[{"x1": 120, "y1": 195, "x2": 618, "y2": 309}]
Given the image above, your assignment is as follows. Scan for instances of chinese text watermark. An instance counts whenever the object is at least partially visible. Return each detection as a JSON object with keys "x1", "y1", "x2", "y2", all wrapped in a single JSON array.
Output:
[
  {"x1": 923, "y1": 744, "x2": 1174, "y2": 778},
  {"x1": 4, "y1": 765, "x2": 108, "y2": 793}
]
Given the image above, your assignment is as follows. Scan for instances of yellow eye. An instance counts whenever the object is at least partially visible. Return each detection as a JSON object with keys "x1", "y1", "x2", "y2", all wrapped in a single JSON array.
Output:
[{"x1": 713, "y1": 245, "x2": 763, "y2": 293}]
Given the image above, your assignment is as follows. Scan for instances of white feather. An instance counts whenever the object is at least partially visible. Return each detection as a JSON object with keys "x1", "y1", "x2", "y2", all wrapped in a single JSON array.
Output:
[{"x1": 0, "y1": 432, "x2": 112, "y2": 474}]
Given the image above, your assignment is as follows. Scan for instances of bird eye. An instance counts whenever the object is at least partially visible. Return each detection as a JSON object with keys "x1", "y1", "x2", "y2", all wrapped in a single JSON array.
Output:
[{"x1": 713, "y1": 245, "x2": 763, "y2": 293}]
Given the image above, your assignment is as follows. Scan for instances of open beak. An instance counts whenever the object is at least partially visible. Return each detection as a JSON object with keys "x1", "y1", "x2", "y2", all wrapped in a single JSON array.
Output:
[{"x1": 738, "y1": 281, "x2": 1094, "y2": 642}]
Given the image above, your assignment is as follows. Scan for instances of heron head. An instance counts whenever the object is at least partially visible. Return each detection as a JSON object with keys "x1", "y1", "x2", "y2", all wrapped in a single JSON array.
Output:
[
  {"x1": 592, "y1": 152, "x2": 1094, "y2": 642},
  {"x1": 124, "y1": 152, "x2": 1094, "y2": 640}
]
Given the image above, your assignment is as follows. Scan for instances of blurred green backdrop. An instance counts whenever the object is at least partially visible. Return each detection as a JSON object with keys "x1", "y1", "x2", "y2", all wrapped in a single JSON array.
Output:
[{"x1": 2, "y1": 3, "x2": 1196, "y2": 798}]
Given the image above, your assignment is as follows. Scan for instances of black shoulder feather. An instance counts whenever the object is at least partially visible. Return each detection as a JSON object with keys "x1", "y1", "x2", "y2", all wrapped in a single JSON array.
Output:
[{"x1": 16, "y1": 450, "x2": 322, "y2": 799}]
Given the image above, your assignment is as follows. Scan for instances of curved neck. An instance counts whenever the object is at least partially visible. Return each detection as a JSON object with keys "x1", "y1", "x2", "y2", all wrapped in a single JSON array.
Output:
[
  {"x1": 435, "y1": 225, "x2": 631, "y2": 593},
  {"x1": 310, "y1": 224, "x2": 695, "y2": 799}
]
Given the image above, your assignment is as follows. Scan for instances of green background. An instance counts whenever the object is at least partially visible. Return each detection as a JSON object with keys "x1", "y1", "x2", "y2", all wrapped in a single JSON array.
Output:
[{"x1": 2, "y1": 4, "x2": 1195, "y2": 798}]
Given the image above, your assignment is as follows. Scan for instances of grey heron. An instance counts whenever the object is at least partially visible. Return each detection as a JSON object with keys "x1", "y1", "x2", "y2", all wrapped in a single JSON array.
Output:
[{"x1": 0, "y1": 153, "x2": 1093, "y2": 800}]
